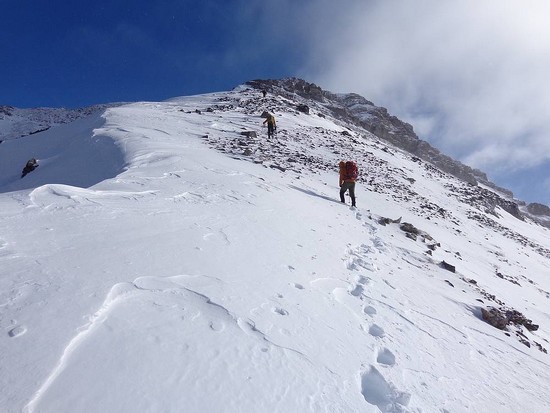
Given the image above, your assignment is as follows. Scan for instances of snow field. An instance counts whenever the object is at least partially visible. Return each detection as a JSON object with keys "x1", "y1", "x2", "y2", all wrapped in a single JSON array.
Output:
[{"x1": 1, "y1": 89, "x2": 549, "y2": 412}]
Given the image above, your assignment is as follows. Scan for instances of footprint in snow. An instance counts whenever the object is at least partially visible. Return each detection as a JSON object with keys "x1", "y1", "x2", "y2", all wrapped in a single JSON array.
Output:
[
  {"x1": 292, "y1": 283, "x2": 304, "y2": 290},
  {"x1": 369, "y1": 324, "x2": 385, "y2": 338},
  {"x1": 350, "y1": 284, "x2": 364, "y2": 297},
  {"x1": 273, "y1": 307, "x2": 288, "y2": 316},
  {"x1": 371, "y1": 238, "x2": 388, "y2": 254},
  {"x1": 8, "y1": 325, "x2": 27, "y2": 338},
  {"x1": 360, "y1": 366, "x2": 411, "y2": 411},
  {"x1": 363, "y1": 305, "x2": 377, "y2": 316},
  {"x1": 362, "y1": 222, "x2": 377, "y2": 234},
  {"x1": 377, "y1": 348, "x2": 396, "y2": 366},
  {"x1": 347, "y1": 255, "x2": 378, "y2": 272}
]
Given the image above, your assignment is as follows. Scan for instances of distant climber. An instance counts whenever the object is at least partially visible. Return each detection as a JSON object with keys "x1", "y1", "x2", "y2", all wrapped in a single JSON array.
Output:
[
  {"x1": 262, "y1": 89, "x2": 267, "y2": 98},
  {"x1": 339, "y1": 160, "x2": 358, "y2": 207},
  {"x1": 21, "y1": 158, "x2": 39, "y2": 178},
  {"x1": 263, "y1": 113, "x2": 276, "y2": 139}
]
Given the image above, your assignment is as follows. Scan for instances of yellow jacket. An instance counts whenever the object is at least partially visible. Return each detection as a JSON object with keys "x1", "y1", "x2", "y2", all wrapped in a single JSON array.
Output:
[{"x1": 263, "y1": 114, "x2": 276, "y2": 126}]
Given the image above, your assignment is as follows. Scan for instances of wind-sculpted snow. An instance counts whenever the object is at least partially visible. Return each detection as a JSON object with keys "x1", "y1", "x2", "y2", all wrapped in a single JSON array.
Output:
[
  {"x1": 27, "y1": 184, "x2": 159, "y2": 210},
  {"x1": 26, "y1": 276, "x2": 353, "y2": 412},
  {"x1": 1, "y1": 87, "x2": 550, "y2": 412},
  {"x1": 0, "y1": 112, "x2": 126, "y2": 193},
  {"x1": 0, "y1": 103, "x2": 123, "y2": 141}
]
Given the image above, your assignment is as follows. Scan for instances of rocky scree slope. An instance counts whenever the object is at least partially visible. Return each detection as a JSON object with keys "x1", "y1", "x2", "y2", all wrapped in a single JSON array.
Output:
[{"x1": 246, "y1": 78, "x2": 549, "y2": 227}]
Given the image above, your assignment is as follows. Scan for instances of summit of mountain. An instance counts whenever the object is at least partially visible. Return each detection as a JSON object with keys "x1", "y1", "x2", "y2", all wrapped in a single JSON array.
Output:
[{"x1": 247, "y1": 78, "x2": 501, "y2": 188}]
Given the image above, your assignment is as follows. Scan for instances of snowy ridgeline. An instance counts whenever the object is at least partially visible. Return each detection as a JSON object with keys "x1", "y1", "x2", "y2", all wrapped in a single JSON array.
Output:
[
  {"x1": 1, "y1": 87, "x2": 549, "y2": 413},
  {"x1": 0, "y1": 104, "x2": 123, "y2": 142}
]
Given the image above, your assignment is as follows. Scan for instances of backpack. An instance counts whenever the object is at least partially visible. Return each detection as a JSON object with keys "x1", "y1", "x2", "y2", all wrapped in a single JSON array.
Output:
[{"x1": 344, "y1": 161, "x2": 358, "y2": 180}]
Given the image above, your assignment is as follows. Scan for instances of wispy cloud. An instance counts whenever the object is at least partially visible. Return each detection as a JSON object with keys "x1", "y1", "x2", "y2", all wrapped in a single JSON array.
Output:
[{"x1": 285, "y1": 0, "x2": 550, "y2": 202}]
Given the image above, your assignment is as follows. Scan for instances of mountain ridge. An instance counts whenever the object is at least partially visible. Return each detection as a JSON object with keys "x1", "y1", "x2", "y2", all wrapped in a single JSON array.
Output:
[
  {"x1": 3, "y1": 78, "x2": 548, "y2": 227},
  {"x1": 0, "y1": 103, "x2": 124, "y2": 142},
  {"x1": 244, "y1": 78, "x2": 548, "y2": 224},
  {"x1": 1, "y1": 78, "x2": 547, "y2": 225},
  {"x1": 246, "y1": 78, "x2": 501, "y2": 188}
]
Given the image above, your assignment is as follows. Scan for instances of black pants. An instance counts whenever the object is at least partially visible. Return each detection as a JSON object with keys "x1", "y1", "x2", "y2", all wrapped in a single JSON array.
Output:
[
  {"x1": 340, "y1": 181, "x2": 356, "y2": 206},
  {"x1": 267, "y1": 123, "x2": 275, "y2": 138}
]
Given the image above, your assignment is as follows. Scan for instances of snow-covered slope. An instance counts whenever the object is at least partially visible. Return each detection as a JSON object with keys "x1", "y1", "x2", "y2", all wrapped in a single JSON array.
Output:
[
  {"x1": 0, "y1": 104, "x2": 122, "y2": 142},
  {"x1": 1, "y1": 86, "x2": 549, "y2": 413}
]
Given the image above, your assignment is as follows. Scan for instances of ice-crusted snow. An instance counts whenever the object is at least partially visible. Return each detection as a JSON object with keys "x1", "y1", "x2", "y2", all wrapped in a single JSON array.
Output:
[{"x1": 1, "y1": 88, "x2": 549, "y2": 412}]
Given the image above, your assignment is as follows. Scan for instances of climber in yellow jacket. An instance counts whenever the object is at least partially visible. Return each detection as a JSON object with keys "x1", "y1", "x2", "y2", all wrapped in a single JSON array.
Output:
[{"x1": 263, "y1": 113, "x2": 276, "y2": 139}]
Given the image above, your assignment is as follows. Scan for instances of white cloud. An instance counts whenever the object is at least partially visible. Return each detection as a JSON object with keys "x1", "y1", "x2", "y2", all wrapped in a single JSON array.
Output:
[
  {"x1": 544, "y1": 175, "x2": 550, "y2": 194},
  {"x1": 295, "y1": 0, "x2": 550, "y2": 183}
]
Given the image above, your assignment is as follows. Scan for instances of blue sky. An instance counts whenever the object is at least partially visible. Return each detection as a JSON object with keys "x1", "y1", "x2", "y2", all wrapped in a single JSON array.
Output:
[
  {"x1": 2, "y1": 1, "x2": 304, "y2": 108},
  {"x1": 3, "y1": 1, "x2": 549, "y2": 206}
]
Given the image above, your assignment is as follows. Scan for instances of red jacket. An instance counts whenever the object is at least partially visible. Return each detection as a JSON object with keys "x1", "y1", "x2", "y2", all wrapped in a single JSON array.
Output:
[{"x1": 339, "y1": 161, "x2": 356, "y2": 186}]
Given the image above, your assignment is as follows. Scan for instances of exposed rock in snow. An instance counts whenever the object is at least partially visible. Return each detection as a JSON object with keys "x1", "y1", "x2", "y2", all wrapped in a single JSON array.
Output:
[{"x1": 527, "y1": 202, "x2": 550, "y2": 216}]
